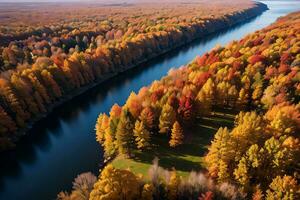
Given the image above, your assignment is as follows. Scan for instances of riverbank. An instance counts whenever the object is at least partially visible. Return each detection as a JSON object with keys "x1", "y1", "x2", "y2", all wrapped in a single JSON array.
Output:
[
  {"x1": 85, "y1": 10, "x2": 300, "y2": 200},
  {"x1": 3, "y1": 1, "x2": 300, "y2": 199},
  {"x1": 9, "y1": 2, "x2": 268, "y2": 148}
]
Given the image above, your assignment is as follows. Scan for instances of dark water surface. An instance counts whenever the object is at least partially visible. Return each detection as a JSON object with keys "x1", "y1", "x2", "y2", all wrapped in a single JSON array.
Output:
[{"x1": 0, "y1": 1, "x2": 299, "y2": 199}]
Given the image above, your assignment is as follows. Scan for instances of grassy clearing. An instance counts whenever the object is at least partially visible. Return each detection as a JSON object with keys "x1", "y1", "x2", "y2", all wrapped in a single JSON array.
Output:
[{"x1": 112, "y1": 111, "x2": 235, "y2": 178}]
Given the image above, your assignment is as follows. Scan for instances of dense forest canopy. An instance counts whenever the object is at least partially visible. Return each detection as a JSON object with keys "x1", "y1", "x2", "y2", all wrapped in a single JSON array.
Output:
[
  {"x1": 0, "y1": 0, "x2": 266, "y2": 151},
  {"x1": 0, "y1": 0, "x2": 299, "y2": 199},
  {"x1": 0, "y1": 0, "x2": 255, "y2": 42},
  {"x1": 73, "y1": 11, "x2": 300, "y2": 200}
]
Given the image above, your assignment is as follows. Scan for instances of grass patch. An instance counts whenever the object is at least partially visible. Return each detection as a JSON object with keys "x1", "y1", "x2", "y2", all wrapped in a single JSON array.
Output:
[{"x1": 112, "y1": 112, "x2": 235, "y2": 178}]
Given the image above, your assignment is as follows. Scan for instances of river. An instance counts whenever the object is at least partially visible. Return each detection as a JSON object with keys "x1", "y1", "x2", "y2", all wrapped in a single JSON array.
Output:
[{"x1": 0, "y1": 1, "x2": 299, "y2": 199}]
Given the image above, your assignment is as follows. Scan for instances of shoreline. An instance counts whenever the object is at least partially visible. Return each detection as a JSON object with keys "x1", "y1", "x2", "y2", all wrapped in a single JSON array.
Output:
[{"x1": 7, "y1": 2, "x2": 268, "y2": 151}]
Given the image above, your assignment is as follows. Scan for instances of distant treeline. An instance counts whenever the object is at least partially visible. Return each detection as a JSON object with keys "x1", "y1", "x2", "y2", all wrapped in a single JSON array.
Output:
[
  {"x1": 0, "y1": 2, "x2": 267, "y2": 151},
  {"x1": 90, "y1": 11, "x2": 300, "y2": 199}
]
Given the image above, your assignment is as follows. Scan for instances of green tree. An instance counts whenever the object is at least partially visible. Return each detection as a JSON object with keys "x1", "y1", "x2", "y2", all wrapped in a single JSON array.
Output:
[
  {"x1": 115, "y1": 109, "x2": 134, "y2": 155},
  {"x1": 103, "y1": 128, "x2": 116, "y2": 157}
]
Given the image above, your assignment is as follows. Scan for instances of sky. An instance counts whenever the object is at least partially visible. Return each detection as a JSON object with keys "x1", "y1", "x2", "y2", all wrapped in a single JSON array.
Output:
[
  {"x1": 0, "y1": 0, "x2": 130, "y2": 2},
  {"x1": 0, "y1": 0, "x2": 199, "y2": 3},
  {"x1": 0, "y1": 0, "x2": 91, "y2": 2}
]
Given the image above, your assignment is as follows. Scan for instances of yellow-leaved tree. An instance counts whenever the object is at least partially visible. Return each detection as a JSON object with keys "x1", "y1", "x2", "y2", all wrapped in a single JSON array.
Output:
[
  {"x1": 169, "y1": 121, "x2": 184, "y2": 147},
  {"x1": 196, "y1": 78, "x2": 215, "y2": 116},
  {"x1": 205, "y1": 127, "x2": 234, "y2": 181},
  {"x1": 167, "y1": 170, "x2": 181, "y2": 200},
  {"x1": 266, "y1": 176, "x2": 300, "y2": 200},
  {"x1": 89, "y1": 164, "x2": 141, "y2": 200},
  {"x1": 115, "y1": 109, "x2": 134, "y2": 155},
  {"x1": 141, "y1": 184, "x2": 154, "y2": 200},
  {"x1": 133, "y1": 120, "x2": 150, "y2": 149},
  {"x1": 159, "y1": 103, "x2": 176, "y2": 134}
]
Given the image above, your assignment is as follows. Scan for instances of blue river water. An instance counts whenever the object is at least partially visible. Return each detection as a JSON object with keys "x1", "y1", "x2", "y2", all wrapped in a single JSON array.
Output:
[{"x1": 0, "y1": 1, "x2": 299, "y2": 199}]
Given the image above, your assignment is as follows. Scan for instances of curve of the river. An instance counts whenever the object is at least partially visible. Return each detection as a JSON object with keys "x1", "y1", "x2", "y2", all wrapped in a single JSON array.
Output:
[{"x1": 0, "y1": 1, "x2": 299, "y2": 200}]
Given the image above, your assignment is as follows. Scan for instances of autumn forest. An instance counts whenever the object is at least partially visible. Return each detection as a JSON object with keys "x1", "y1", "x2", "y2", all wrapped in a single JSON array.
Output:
[{"x1": 0, "y1": 0, "x2": 299, "y2": 200}]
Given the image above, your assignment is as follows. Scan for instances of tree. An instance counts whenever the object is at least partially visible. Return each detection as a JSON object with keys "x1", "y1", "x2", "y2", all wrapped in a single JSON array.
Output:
[
  {"x1": 70, "y1": 172, "x2": 97, "y2": 200},
  {"x1": 205, "y1": 127, "x2": 234, "y2": 179},
  {"x1": 196, "y1": 78, "x2": 215, "y2": 116},
  {"x1": 134, "y1": 120, "x2": 150, "y2": 149},
  {"x1": 193, "y1": 71, "x2": 210, "y2": 88},
  {"x1": 89, "y1": 165, "x2": 141, "y2": 200},
  {"x1": 206, "y1": 107, "x2": 300, "y2": 192},
  {"x1": 259, "y1": 137, "x2": 298, "y2": 186},
  {"x1": 252, "y1": 85, "x2": 263, "y2": 106},
  {"x1": 216, "y1": 81, "x2": 231, "y2": 106},
  {"x1": 228, "y1": 85, "x2": 238, "y2": 107},
  {"x1": 57, "y1": 172, "x2": 97, "y2": 200},
  {"x1": 252, "y1": 186, "x2": 264, "y2": 200},
  {"x1": 266, "y1": 176, "x2": 300, "y2": 200},
  {"x1": 95, "y1": 113, "x2": 109, "y2": 143},
  {"x1": 141, "y1": 184, "x2": 154, "y2": 200},
  {"x1": 169, "y1": 121, "x2": 184, "y2": 147},
  {"x1": 231, "y1": 112, "x2": 266, "y2": 154},
  {"x1": 265, "y1": 103, "x2": 300, "y2": 137},
  {"x1": 234, "y1": 154, "x2": 251, "y2": 188},
  {"x1": 178, "y1": 96, "x2": 195, "y2": 125},
  {"x1": 233, "y1": 136, "x2": 298, "y2": 190},
  {"x1": 159, "y1": 103, "x2": 176, "y2": 134},
  {"x1": 109, "y1": 104, "x2": 122, "y2": 119},
  {"x1": 103, "y1": 128, "x2": 116, "y2": 157},
  {"x1": 0, "y1": 79, "x2": 29, "y2": 127},
  {"x1": 167, "y1": 170, "x2": 180, "y2": 200},
  {"x1": 261, "y1": 84, "x2": 278, "y2": 109},
  {"x1": 10, "y1": 74, "x2": 39, "y2": 115},
  {"x1": 247, "y1": 54, "x2": 265, "y2": 65},
  {"x1": 139, "y1": 106, "x2": 156, "y2": 130},
  {"x1": 125, "y1": 92, "x2": 142, "y2": 118},
  {"x1": 217, "y1": 160, "x2": 230, "y2": 183},
  {"x1": 237, "y1": 88, "x2": 249, "y2": 109},
  {"x1": 115, "y1": 109, "x2": 134, "y2": 155},
  {"x1": 196, "y1": 54, "x2": 208, "y2": 66},
  {"x1": 41, "y1": 69, "x2": 62, "y2": 99},
  {"x1": 57, "y1": 192, "x2": 71, "y2": 200},
  {"x1": 0, "y1": 106, "x2": 16, "y2": 135},
  {"x1": 26, "y1": 72, "x2": 51, "y2": 104}
]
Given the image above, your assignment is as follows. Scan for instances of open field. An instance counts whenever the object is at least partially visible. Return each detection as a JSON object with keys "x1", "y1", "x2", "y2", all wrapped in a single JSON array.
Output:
[{"x1": 112, "y1": 111, "x2": 236, "y2": 177}]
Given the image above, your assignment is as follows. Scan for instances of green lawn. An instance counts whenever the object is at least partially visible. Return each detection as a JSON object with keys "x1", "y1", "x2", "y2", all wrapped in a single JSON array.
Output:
[{"x1": 112, "y1": 111, "x2": 235, "y2": 178}]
